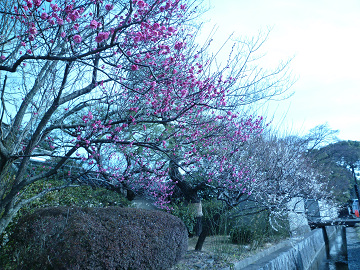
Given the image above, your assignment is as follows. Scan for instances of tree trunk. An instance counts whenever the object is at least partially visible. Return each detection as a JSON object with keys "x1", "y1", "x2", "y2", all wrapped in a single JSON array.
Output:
[
  {"x1": 191, "y1": 202, "x2": 203, "y2": 236},
  {"x1": 0, "y1": 201, "x2": 18, "y2": 236},
  {"x1": 195, "y1": 213, "x2": 221, "y2": 251},
  {"x1": 195, "y1": 224, "x2": 208, "y2": 251},
  {"x1": 194, "y1": 216, "x2": 202, "y2": 236}
]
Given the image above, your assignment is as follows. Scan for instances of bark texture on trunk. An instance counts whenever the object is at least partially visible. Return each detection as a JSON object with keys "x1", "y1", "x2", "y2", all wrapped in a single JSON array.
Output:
[{"x1": 195, "y1": 213, "x2": 221, "y2": 251}]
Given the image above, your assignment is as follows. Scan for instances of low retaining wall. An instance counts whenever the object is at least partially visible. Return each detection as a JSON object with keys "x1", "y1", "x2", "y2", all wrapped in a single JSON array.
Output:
[{"x1": 222, "y1": 227, "x2": 338, "y2": 270}]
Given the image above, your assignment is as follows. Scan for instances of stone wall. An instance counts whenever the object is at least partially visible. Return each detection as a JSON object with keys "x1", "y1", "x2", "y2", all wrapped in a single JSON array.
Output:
[{"x1": 287, "y1": 197, "x2": 311, "y2": 236}]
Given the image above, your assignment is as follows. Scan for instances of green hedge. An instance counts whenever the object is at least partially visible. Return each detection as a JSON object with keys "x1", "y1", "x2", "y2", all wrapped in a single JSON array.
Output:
[{"x1": 2, "y1": 207, "x2": 188, "y2": 270}]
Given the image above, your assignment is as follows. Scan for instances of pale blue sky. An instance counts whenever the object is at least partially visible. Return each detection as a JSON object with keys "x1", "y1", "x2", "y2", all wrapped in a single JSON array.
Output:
[{"x1": 199, "y1": 0, "x2": 360, "y2": 140}]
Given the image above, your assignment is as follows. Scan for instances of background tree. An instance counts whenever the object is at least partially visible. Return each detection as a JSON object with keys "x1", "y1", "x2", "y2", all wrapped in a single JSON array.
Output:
[
  {"x1": 0, "y1": 0, "x2": 292, "y2": 236},
  {"x1": 311, "y1": 140, "x2": 360, "y2": 201},
  {"x1": 304, "y1": 123, "x2": 339, "y2": 151}
]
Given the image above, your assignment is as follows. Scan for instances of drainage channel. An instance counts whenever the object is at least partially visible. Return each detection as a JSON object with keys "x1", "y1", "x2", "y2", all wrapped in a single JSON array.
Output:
[{"x1": 318, "y1": 226, "x2": 348, "y2": 270}]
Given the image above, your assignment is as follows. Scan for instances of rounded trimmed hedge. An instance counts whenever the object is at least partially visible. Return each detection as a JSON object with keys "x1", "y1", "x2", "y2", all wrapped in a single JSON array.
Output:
[{"x1": 4, "y1": 206, "x2": 188, "y2": 270}]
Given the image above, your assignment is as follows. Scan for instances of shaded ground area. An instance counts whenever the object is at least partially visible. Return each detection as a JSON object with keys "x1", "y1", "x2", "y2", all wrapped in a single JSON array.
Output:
[{"x1": 171, "y1": 236, "x2": 280, "y2": 270}]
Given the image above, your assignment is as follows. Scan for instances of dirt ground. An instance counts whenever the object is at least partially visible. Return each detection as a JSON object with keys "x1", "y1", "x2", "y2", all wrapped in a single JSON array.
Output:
[{"x1": 171, "y1": 235, "x2": 278, "y2": 270}]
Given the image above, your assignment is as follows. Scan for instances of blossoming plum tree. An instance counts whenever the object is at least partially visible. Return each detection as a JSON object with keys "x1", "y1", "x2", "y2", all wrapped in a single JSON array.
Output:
[
  {"x1": 228, "y1": 130, "x2": 340, "y2": 234},
  {"x1": 248, "y1": 135, "x2": 328, "y2": 211},
  {"x1": 0, "y1": 0, "x2": 290, "y2": 235},
  {"x1": 186, "y1": 128, "x2": 335, "y2": 251}
]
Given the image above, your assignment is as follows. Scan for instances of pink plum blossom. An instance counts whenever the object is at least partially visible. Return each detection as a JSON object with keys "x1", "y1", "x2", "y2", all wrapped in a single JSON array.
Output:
[
  {"x1": 68, "y1": 10, "x2": 80, "y2": 21},
  {"x1": 26, "y1": 1, "x2": 33, "y2": 8},
  {"x1": 138, "y1": 1, "x2": 145, "y2": 8},
  {"x1": 64, "y1": 4, "x2": 73, "y2": 13},
  {"x1": 40, "y1": 13, "x2": 48, "y2": 20},
  {"x1": 90, "y1": 20, "x2": 99, "y2": 29},
  {"x1": 29, "y1": 27, "x2": 37, "y2": 35},
  {"x1": 50, "y1": 4, "x2": 60, "y2": 12},
  {"x1": 168, "y1": 26, "x2": 176, "y2": 33},
  {"x1": 95, "y1": 32, "x2": 109, "y2": 43},
  {"x1": 73, "y1": 35, "x2": 82, "y2": 43},
  {"x1": 105, "y1": 4, "x2": 114, "y2": 11},
  {"x1": 174, "y1": 41, "x2": 184, "y2": 50}
]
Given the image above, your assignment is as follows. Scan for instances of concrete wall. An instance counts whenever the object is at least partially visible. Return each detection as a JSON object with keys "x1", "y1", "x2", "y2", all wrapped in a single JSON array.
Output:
[{"x1": 222, "y1": 226, "x2": 339, "y2": 270}]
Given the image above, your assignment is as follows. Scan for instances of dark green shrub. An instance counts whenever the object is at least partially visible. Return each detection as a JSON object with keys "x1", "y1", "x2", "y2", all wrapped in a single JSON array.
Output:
[
  {"x1": 2, "y1": 207, "x2": 188, "y2": 270},
  {"x1": 202, "y1": 199, "x2": 230, "y2": 235},
  {"x1": 0, "y1": 184, "x2": 133, "y2": 268},
  {"x1": 230, "y1": 226, "x2": 254, "y2": 244},
  {"x1": 171, "y1": 201, "x2": 197, "y2": 236},
  {"x1": 229, "y1": 209, "x2": 290, "y2": 248},
  {"x1": 26, "y1": 183, "x2": 131, "y2": 209}
]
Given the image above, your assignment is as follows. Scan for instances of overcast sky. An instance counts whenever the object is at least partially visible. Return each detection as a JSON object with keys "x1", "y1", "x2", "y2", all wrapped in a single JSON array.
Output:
[{"x1": 199, "y1": 0, "x2": 360, "y2": 141}]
